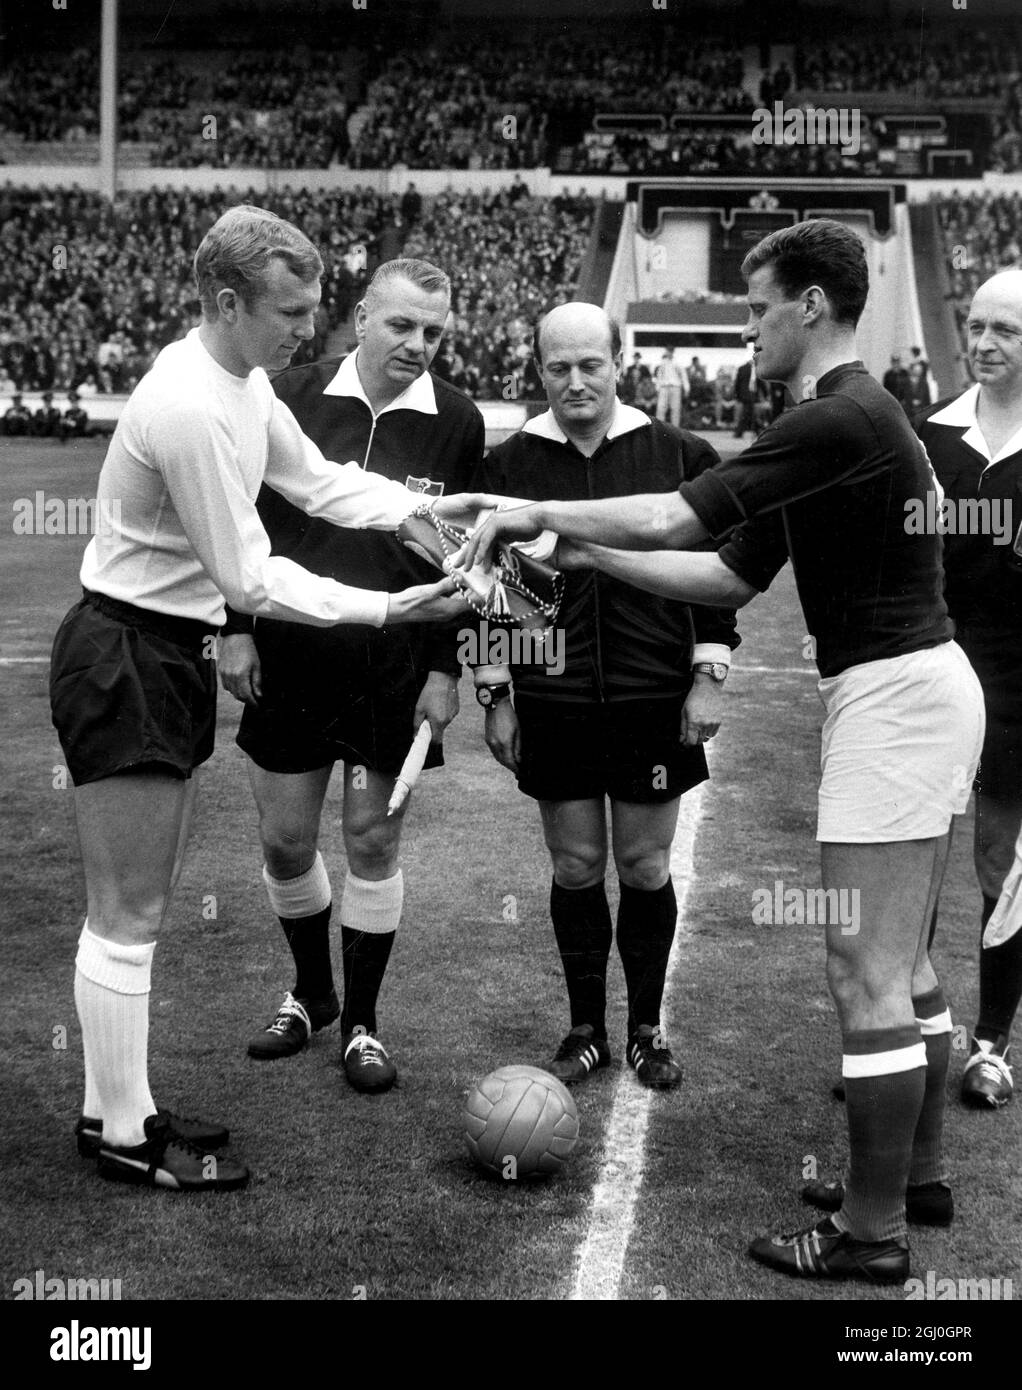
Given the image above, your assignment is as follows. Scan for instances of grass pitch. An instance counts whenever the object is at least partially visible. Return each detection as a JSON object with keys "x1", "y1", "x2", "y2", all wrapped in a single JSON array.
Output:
[{"x1": 1, "y1": 437, "x2": 1019, "y2": 1310}]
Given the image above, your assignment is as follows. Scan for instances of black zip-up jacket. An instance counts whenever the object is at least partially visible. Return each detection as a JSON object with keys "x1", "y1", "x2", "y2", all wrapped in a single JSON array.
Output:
[
  {"x1": 475, "y1": 405, "x2": 740, "y2": 702},
  {"x1": 915, "y1": 390, "x2": 1022, "y2": 645},
  {"x1": 222, "y1": 354, "x2": 485, "y2": 681}
]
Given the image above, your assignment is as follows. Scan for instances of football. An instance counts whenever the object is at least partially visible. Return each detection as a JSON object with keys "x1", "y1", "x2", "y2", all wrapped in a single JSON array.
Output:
[{"x1": 463, "y1": 1065, "x2": 580, "y2": 1178}]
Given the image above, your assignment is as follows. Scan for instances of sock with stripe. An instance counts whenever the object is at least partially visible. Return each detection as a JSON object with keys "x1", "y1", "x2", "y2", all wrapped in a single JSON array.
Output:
[
  {"x1": 833, "y1": 1024, "x2": 927, "y2": 1243},
  {"x1": 263, "y1": 854, "x2": 334, "y2": 1001},
  {"x1": 74, "y1": 925, "x2": 157, "y2": 1150},
  {"x1": 616, "y1": 878, "x2": 677, "y2": 1036},
  {"x1": 908, "y1": 986, "x2": 953, "y2": 1187},
  {"x1": 977, "y1": 894, "x2": 1022, "y2": 1048},
  {"x1": 339, "y1": 870, "x2": 403, "y2": 1035},
  {"x1": 550, "y1": 880, "x2": 612, "y2": 1039}
]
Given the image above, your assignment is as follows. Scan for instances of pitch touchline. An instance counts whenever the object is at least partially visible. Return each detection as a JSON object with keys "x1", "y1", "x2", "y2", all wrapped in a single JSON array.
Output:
[
  {"x1": 568, "y1": 762, "x2": 709, "y2": 1301},
  {"x1": 0, "y1": 656, "x2": 50, "y2": 664}
]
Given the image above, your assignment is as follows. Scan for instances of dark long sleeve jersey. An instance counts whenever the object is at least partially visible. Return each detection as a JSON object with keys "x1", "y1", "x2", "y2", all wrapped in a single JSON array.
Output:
[
  {"x1": 680, "y1": 361, "x2": 951, "y2": 678},
  {"x1": 476, "y1": 404, "x2": 740, "y2": 702}
]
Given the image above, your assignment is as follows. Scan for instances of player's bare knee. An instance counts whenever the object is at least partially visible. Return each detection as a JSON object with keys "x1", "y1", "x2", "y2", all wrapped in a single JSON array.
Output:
[
  {"x1": 550, "y1": 847, "x2": 605, "y2": 889},
  {"x1": 259, "y1": 821, "x2": 319, "y2": 880},
  {"x1": 345, "y1": 817, "x2": 402, "y2": 880},
  {"x1": 615, "y1": 848, "x2": 670, "y2": 891}
]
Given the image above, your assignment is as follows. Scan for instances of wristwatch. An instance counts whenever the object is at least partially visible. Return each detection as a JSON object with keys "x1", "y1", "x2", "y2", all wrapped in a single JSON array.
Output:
[
  {"x1": 476, "y1": 683, "x2": 512, "y2": 709},
  {"x1": 692, "y1": 662, "x2": 729, "y2": 683}
]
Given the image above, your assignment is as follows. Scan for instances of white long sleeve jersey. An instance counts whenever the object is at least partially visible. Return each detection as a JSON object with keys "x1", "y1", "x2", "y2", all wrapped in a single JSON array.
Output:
[{"x1": 81, "y1": 329, "x2": 420, "y2": 629}]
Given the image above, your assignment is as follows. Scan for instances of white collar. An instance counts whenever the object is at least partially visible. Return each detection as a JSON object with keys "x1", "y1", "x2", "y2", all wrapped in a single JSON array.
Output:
[
  {"x1": 322, "y1": 348, "x2": 438, "y2": 418},
  {"x1": 928, "y1": 383, "x2": 1022, "y2": 467},
  {"x1": 522, "y1": 400, "x2": 650, "y2": 446}
]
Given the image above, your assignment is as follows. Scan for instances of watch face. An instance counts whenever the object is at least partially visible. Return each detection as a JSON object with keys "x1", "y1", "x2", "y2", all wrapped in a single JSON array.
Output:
[{"x1": 476, "y1": 687, "x2": 493, "y2": 707}]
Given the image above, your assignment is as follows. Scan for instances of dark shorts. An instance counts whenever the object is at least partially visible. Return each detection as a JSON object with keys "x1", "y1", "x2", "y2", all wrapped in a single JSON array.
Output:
[
  {"x1": 50, "y1": 590, "x2": 217, "y2": 787},
  {"x1": 236, "y1": 624, "x2": 444, "y2": 777},
  {"x1": 514, "y1": 694, "x2": 708, "y2": 804},
  {"x1": 960, "y1": 639, "x2": 1022, "y2": 804}
]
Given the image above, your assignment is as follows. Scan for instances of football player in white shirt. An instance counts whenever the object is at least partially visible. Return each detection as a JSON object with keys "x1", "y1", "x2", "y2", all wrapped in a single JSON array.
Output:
[{"x1": 50, "y1": 205, "x2": 472, "y2": 1193}]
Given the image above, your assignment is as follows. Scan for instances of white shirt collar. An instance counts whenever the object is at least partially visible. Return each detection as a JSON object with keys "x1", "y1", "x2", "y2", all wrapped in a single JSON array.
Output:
[
  {"x1": 522, "y1": 400, "x2": 650, "y2": 446},
  {"x1": 321, "y1": 348, "x2": 438, "y2": 417},
  {"x1": 928, "y1": 383, "x2": 1022, "y2": 467}
]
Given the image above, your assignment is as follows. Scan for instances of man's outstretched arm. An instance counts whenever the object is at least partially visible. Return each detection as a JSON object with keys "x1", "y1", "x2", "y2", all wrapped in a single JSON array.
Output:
[
  {"x1": 460, "y1": 490, "x2": 709, "y2": 570},
  {"x1": 559, "y1": 540, "x2": 757, "y2": 608}
]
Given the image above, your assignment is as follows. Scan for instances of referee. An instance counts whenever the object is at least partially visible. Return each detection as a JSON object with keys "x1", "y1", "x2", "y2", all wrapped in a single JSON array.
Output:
[
  {"x1": 220, "y1": 259, "x2": 484, "y2": 1092},
  {"x1": 472, "y1": 302, "x2": 738, "y2": 1090},
  {"x1": 463, "y1": 219, "x2": 985, "y2": 1283},
  {"x1": 915, "y1": 267, "x2": 1022, "y2": 1110},
  {"x1": 50, "y1": 208, "x2": 469, "y2": 1193}
]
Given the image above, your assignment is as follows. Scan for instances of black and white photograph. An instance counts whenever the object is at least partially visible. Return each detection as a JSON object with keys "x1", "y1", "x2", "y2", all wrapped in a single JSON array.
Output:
[{"x1": 1, "y1": 0, "x2": 1019, "y2": 1355}]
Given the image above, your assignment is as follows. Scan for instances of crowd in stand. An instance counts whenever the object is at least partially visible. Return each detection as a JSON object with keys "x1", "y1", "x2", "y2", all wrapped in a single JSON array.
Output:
[
  {"x1": 0, "y1": 184, "x2": 377, "y2": 394},
  {"x1": 404, "y1": 184, "x2": 593, "y2": 399},
  {"x1": 0, "y1": 182, "x2": 592, "y2": 401},
  {"x1": 4, "y1": 26, "x2": 1018, "y2": 173},
  {"x1": 795, "y1": 30, "x2": 1015, "y2": 97},
  {"x1": 939, "y1": 190, "x2": 1022, "y2": 355}
]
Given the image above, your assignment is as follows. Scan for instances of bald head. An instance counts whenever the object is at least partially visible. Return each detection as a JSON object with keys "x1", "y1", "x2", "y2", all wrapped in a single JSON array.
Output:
[
  {"x1": 967, "y1": 269, "x2": 1022, "y2": 399},
  {"x1": 533, "y1": 303, "x2": 622, "y2": 444},
  {"x1": 534, "y1": 302, "x2": 620, "y2": 367}
]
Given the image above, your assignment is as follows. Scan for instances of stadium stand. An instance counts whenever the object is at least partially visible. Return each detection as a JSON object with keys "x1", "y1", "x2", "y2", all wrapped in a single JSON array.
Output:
[
  {"x1": 938, "y1": 189, "x2": 1022, "y2": 366},
  {"x1": 3, "y1": 21, "x2": 1016, "y2": 176},
  {"x1": 0, "y1": 183, "x2": 594, "y2": 399}
]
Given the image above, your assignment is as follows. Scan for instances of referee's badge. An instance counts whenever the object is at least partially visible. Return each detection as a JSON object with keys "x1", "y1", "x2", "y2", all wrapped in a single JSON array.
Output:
[{"x1": 406, "y1": 476, "x2": 444, "y2": 497}]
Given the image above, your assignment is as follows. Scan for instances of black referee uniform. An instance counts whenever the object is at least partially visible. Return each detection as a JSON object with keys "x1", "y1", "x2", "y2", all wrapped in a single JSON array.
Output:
[
  {"x1": 476, "y1": 407, "x2": 739, "y2": 802},
  {"x1": 916, "y1": 388, "x2": 1022, "y2": 1073},
  {"x1": 224, "y1": 355, "x2": 484, "y2": 773}
]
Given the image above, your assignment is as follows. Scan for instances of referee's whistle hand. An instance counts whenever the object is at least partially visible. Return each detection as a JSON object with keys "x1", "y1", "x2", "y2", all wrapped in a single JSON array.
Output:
[{"x1": 218, "y1": 633, "x2": 263, "y2": 705}]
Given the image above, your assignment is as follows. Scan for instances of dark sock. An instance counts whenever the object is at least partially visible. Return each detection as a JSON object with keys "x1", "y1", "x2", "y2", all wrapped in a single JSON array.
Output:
[
  {"x1": 280, "y1": 905, "x2": 333, "y2": 1000},
  {"x1": 616, "y1": 878, "x2": 677, "y2": 1036},
  {"x1": 908, "y1": 987, "x2": 951, "y2": 1187},
  {"x1": 550, "y1": 880, "x2": 612, "y2": 1038},
  {"x1": 837, "y1": 1025, "x2": 926, "y2": 1243},
  {"x1": 339, "y1": 927, "x2": 395, "y2": 1035},
  {"x1": 977, "y1": 894, "x2": 1022, "y2": 1046}
]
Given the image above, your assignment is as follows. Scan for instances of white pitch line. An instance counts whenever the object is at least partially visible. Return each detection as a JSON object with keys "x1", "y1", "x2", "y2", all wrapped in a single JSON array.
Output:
[
  {"x1": 0, "y1": 656, "x2": 49, "y2": 665},
  {"x1": 568, "y1": 766, "x2": 709, "y2": 1302}
]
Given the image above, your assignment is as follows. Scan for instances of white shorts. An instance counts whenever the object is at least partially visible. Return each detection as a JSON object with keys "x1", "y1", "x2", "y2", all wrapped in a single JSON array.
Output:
[{"x1": 816, "y1": 641, "x2": 985, "y2": 843}]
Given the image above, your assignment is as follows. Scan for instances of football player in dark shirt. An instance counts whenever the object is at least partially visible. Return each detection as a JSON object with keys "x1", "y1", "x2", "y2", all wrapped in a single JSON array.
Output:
[{"x1": 462, "y1": 219, "x2": 985, "y2": 1285}]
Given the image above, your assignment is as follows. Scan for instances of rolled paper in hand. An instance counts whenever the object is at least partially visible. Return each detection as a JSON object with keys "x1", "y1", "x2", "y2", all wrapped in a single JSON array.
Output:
[{"x1": 387, "y1": 720, "x2": 433, "y2": 817}]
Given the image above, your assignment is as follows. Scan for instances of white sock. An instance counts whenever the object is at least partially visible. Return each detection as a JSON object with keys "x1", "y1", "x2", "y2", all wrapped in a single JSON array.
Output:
[
  {"x1": 77, "y1": 921, "x2": 101, "y2": 1118},
  {"x1": 74, "y1": 926, "x2": 157, "y2": 1148}
]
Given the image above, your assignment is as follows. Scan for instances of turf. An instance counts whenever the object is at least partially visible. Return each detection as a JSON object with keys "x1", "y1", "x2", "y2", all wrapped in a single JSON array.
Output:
[{"x1": 1, "y1": 436, "x2": 1020, "y2": 1307}]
